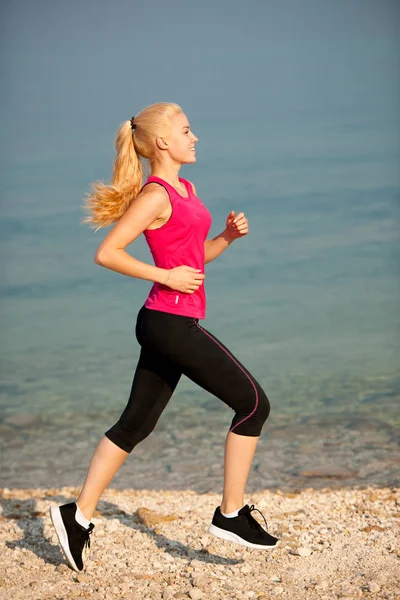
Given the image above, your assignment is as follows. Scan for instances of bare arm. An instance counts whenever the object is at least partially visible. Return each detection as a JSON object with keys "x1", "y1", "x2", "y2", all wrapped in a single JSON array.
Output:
[
  {"x1": 94, "y1": 184, "x2": 205, "y2": 294},
  {"x1": 94, "y1": 184, "x2": 171, "y2": 284},
  {"x1": 204, "y1": 231, "x2": 235, "y2": 264},
  {"x1": 187, "y1": 180, "x2": 248, "y2": 265},
  {"x1": 205, "y1": 210, "x2": 248, "y2": 262}
]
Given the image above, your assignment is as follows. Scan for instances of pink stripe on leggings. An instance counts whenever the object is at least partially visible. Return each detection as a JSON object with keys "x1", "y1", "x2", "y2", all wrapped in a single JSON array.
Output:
[{"x1": 196, "y1": 323, "x2": 258, "y2": 433}]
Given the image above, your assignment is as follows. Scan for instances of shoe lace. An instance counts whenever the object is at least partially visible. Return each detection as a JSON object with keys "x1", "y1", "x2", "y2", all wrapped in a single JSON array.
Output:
[
  {"x1": 246, "y1": 504, "x2": 269, "y2": 532},
  {"x1": 83, "y1": 523, "x2": 94, "y2": 550}
]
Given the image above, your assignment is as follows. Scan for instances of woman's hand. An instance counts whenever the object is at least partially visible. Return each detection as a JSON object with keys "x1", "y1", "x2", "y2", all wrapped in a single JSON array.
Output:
[
  {"x1": 163, "y1": 266, "x2": 205, "y2": 294},
  {"x1": 225, "y1": 211, "x2": 249, "y2": 241}
]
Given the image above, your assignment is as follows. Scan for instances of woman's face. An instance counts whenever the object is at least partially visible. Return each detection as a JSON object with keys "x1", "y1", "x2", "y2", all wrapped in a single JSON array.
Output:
[{"x1": 163, "y1": 112, "x2": 198, "y2": 164}]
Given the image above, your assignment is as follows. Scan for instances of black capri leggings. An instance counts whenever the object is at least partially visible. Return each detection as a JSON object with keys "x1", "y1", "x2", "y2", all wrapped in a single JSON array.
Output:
[{"x1": 105, "y1": 306, "x2": 271, "y2": 453}]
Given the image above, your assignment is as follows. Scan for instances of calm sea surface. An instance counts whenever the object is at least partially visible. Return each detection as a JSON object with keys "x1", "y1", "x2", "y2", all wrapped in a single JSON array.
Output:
[{"x1": 1, "y1": 107, "x2": 399, "y2": 488}]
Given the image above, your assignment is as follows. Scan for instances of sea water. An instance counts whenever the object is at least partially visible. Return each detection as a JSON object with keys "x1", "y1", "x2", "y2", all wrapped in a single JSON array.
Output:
[{"x1": 1, "y1": 107, "x2": 399, "y2": 489}]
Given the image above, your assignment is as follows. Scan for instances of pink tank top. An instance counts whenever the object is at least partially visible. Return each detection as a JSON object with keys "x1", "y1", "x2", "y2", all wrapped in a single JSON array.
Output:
[{"x1": 142, "y1": 176, "x2": 212, "y2": 319}]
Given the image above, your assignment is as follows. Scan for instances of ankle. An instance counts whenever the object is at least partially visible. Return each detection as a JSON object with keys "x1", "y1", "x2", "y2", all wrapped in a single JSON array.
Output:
[
  {"x1": 76, "y1": 502, "x2": 94, "y2": 523},
  {"x1": 220, "y1": 500, "x2": 245, "y2": 514}
]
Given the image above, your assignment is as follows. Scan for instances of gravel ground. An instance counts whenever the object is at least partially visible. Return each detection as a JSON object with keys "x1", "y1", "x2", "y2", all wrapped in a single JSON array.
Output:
[{"x1": 0, "y1": 486, "x2": 399, "y2": 600}]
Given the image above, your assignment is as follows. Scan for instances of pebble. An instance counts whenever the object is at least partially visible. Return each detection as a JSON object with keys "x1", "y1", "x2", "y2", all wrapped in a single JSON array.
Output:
[
  {"x1": 273, "y1": 586, "x2": 284, "y2": 595},
  {"x1": 312, "y1": 543, "x2": 324, "y2": 551},
  {"x1": 368, "y1": 581, "x2": 381, "y2": 593},
  {"x1": 137, "y1": 506, "x2": 178, "y2": 527},
  {"x1": 120, "y1": 581, "x2": 133, "y2": 592},
  {"x1": 0, "y1": 425, "x2": 15, "y2": 439},
  {"x1": 340, "y1": 586, "x2": 356, "y2": 597},
  {"x1": 163, "y1": 553, "x2": 176, "y2": 563},
  {"x1": 294, "y1": 547, "x2": 312, "y2": 557},
  {"x1": 298, "y1": 464, "x2": 357, "y2": 479},
  {"x1": 1, "y1": 486, "x2": 399, "y2": 600},
  {"x1": 5, "y1": 413, "x2": 41, "y2": 428},
  {"x1": 191, "y1": 573, "x2": 208, "y2": 589},
  {"x1": 199, "y1": 534, "x2": 211, "y2": 546}
]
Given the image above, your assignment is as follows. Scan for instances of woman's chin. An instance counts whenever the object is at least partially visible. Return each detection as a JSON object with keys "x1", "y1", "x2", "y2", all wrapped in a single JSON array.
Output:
[{"x1": 183, "y1": 155, "x2": 197, "y2": 164}]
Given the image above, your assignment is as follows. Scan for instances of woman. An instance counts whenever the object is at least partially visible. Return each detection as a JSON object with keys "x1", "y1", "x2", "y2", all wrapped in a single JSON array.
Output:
[{"x1": 50, "y1": 102, "x2": 279, "y2": 573}]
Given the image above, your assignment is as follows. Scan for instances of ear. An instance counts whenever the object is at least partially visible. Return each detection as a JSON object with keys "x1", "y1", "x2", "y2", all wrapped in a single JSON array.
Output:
[{"x1": 156, "y1": 136, "x2": 168, "y2": 150}]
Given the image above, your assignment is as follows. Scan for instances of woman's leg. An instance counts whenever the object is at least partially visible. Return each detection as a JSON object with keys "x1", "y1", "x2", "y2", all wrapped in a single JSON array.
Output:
[
  {"x1": 220, "y1": 432, "x2": 260, "y2": 514},
  {"x1": 77, "y1": 345, "x2": 182, "y2": 520},
  {"x1": 141, "y1": 311, "x2": 271, "y2": 513},
  {"x1": 50, "y1": 309, "x2": 183, "y2": 573},
  {"x1": 165, "y1": 322, "x2": 278, "y2": 547},
  {"x1": 77, "y1": 437, "x2": 128, "y2": 521},
  {"x1": 190, "y1": 324, "x2": 270, "y2": 513},
  {"x1": 181, "y1": 324, "x2": 269, "y2": 512}
]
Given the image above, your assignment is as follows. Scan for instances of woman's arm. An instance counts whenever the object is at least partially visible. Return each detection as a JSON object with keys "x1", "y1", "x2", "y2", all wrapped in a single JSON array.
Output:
[
  {"x1": 205, "y1": 210, "x2": 249, "y2": 263},
  {"x1": 204, "y1": 230, "x2": 235, "y2": 264},
  {"x1": 187, "y1": 180, "x2": 249, "y2": 265},
  {"x1": 94, "y1": 184, "x2": 171, "y2": 284},
  {"x1": 94, "y1": 184, "x2": 205, "y2": 294}
]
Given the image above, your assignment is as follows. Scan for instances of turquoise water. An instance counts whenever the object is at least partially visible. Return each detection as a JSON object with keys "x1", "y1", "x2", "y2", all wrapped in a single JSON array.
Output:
[{"x1": 1, "y1": 108, "x2": 399, "y2": 487}]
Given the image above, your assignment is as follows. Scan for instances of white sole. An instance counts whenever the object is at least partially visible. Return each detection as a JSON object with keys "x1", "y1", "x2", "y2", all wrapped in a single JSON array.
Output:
[
  {"x1": 50, "y1": 506, "x2": 80, "y2": 572},
  {"x1": 208, "y1": 523, "x2": 279, "y2": 550}
]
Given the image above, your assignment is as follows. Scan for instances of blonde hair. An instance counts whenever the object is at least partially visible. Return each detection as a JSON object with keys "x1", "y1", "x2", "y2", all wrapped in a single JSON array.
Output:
[{"x1": 82, "y1": 102, "x2": 182, "y2": 230}]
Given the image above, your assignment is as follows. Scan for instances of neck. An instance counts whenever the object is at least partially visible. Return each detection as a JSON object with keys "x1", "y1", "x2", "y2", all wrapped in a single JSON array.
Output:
[{"x1": 150, "y1": 158, "x2": 182, "y2": 188}]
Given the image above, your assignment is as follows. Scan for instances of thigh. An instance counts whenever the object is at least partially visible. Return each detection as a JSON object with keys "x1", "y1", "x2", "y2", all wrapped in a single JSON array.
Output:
[
  {"x1": 142, "y1": 310, "x2": 261, "y2": 412},
  {"x1": 182, "y1": 323, "x2": 262, "y2": 410}
]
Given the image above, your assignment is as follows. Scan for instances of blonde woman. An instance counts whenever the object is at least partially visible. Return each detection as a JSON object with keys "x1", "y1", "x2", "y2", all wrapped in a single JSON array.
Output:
[{"x1": 50, "y1": 102, "x2": 279, "y2": 572}]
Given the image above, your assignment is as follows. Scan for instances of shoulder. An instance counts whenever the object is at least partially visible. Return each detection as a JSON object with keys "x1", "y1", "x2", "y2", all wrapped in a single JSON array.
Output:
[
  {"x1": 122, "y1": 182, "x2": 170, "y2": 222},
  {"x1": 138, "y1": 182, "x2": 170, "y2": 206}
]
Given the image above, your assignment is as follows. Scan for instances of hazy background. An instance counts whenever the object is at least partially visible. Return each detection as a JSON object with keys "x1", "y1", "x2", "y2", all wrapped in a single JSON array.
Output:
[
  {"x1": 1, "y1": 0, "x2": 399, "y2": 489},
  {"x1": 2, "y1": 0, "x2": 399, "y2": 157}
]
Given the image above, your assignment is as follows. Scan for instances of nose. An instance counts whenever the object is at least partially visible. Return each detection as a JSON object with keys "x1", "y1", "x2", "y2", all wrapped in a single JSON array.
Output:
[{"x1": 191, "y1": 131, "x2": 198, "y2": 143}]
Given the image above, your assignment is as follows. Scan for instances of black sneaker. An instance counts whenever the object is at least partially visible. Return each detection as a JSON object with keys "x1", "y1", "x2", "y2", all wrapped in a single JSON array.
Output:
[
  {"x1": 50, "y1": 502, "x2": 94, "y2": 571},
  {"x1": 208, "y1": 504, "x2": 279, "y2": 550}
]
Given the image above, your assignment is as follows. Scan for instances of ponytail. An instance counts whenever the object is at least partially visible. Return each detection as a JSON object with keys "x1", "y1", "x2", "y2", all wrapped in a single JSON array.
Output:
[
  {"x1": 82, "y1": 121, "x2": 143, "y2": 230},
  {"x1": 82, "y1": 102, "x2": 182, "y2": 230}
]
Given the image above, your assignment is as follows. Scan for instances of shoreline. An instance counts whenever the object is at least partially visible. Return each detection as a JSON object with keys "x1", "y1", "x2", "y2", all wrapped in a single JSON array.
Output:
[
  {"x1": 2, "y1": 406, "x2": 399, "y2": 493},
  {"x1": 1, "y1": 485, "x2": 398, "y2": 600}
]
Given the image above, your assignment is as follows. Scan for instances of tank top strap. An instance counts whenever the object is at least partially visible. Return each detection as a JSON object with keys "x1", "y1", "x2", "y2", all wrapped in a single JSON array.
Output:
[
  {"x1": 141, "y1": 176, "x2": 191, "y2": 201},
  {"x1": 178, "y1": 177, "x2": 192, "y2": 195},
  {"x1": 141, "y1": 176, "x2": 172, "y2": 200}
]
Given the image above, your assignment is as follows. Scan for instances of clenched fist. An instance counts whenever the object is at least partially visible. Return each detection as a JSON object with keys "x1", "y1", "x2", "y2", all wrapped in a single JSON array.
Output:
[{"x1": 225, "y1": 211, "x2": 249, "y2": 240}]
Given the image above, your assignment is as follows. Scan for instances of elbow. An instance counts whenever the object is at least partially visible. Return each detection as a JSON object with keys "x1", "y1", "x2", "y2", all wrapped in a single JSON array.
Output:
[
  {"x1": 94, "y1": 248, "x2": 109, "y2": 266},
  {"x1": 94, "y1": 246, "x2": 122, "y2": 267}
]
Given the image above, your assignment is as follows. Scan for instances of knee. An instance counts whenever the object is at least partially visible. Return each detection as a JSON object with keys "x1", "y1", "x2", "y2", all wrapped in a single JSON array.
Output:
[
  {"x1": 104, "y1": 421, "x2": 153, "y2": 454},
  {"x1": 256, "y1": 388, "x2": 271, "y2": 425},
  {"x1": 246, "y1": 387, "x2": 270, "y2": 434},
  {"x1": 230, "y1": 385, "x2": 270, "y2": 436}
]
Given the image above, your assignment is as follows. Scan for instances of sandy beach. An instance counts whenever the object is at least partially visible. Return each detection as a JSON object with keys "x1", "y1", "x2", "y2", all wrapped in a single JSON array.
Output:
[{"x1": 1, "y1": 485, "x2": 398, "y2": 600}]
